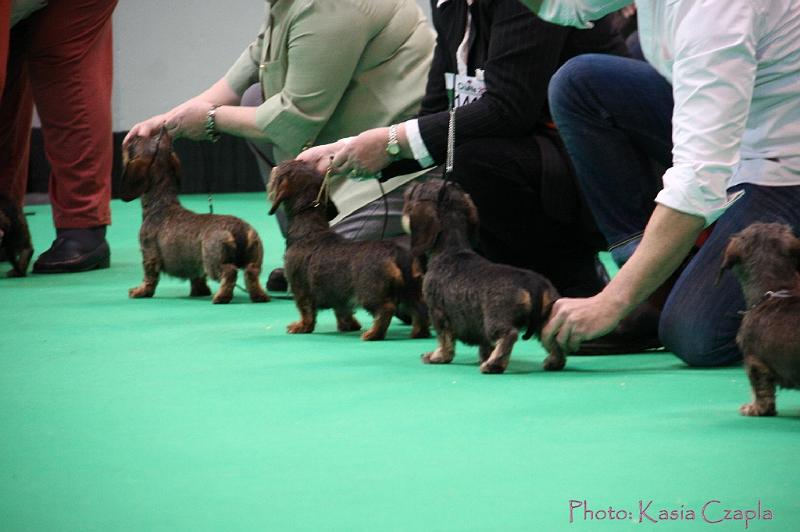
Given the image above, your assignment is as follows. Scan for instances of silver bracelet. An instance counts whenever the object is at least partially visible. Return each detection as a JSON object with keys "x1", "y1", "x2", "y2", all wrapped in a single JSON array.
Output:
[{"x1": 205, "y1": 105, "x2": 221, "y2": 143}]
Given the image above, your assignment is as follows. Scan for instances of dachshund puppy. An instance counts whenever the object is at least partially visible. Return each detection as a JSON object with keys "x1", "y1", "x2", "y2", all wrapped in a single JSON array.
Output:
[
  {"x1": 720, "y1": 222, "x2": 800, "y2": 416},
  {"x1": 122, "y1": 131, "x2": 269, "y2": 304},
  {"x1": 268, "y1": 160, "x2": 429, "y2": 341},
  {"x1": 0, "y1": 194, "x2": 33, "y2": 277},
  {"x1": 403, "y1": 179, "x2": 564, "y2": 374}
]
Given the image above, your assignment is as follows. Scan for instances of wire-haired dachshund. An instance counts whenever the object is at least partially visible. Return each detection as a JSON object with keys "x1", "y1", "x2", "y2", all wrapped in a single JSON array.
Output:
[
  {"x1": 121, "y1": 131, "x2": 269, "y2": 304},
  {"x1": 402, "y1": 179, "x2": 564, "y2": 373},
  {"x1": 720, "y1": 222, "x2": 800, "y2": 416},
  {"x1": 268, "y1": 160, "x2": 429, "y2": 341}
]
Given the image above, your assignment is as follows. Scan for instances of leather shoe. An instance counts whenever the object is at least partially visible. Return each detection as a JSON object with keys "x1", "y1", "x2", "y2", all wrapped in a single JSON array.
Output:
[
  {"x1": 33, "y1": 232, "x2": 110, "y2": 274},
  {"x1": 266, "y1": 267, "x2": 288, "y2": 292}
]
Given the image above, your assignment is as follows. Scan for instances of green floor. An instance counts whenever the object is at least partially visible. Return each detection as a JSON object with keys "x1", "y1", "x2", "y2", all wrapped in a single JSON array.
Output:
[{"x1": 1, "y1": 193, "x2": 797, "y2": 531}]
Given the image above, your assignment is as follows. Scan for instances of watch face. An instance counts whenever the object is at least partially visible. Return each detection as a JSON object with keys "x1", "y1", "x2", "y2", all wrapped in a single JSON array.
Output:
[{"x1": 388, "y1": 144, "x2": 401, "y2": 156}]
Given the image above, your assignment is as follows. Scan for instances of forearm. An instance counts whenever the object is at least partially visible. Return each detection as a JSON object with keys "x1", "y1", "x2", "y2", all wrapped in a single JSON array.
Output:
[
  {"x1": 601, "y1": 205, "x2": 705, "y2": 314},
  {"x1": 212, "y1": 105, "x2": 268, "y2": 142},
  {"x1": 195, "y1": 78, "x2": 242, "y2": 107}
]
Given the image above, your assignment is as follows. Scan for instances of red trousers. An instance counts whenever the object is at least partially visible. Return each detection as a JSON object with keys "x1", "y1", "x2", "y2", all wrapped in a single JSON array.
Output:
[{"x1": 0, "y1": 0, "x2": 117, "y2": 229}]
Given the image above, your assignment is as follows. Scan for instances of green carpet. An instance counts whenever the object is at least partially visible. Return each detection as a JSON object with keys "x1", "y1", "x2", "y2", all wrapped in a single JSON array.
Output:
[{"x1": 1, "y1": 193, "x2": 797, "y2": 531}]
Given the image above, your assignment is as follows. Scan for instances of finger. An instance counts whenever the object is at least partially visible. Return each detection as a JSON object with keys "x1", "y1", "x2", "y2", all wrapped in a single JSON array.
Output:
[
  {"x1": 541, "y1": 301, "x2": 565, "y2": 349},
  {"x1": 567, "y1": 330, "x2": 583, "y2": 354},
  {"x1": 555, "y1": 320, "x2": 573, "y2": 352},
  {"x1": 122, "y1": 128, "x2": 138, "y2": 148},
  {"x1": 331, "y1": 150, "x2": 350, "y2": 173}
]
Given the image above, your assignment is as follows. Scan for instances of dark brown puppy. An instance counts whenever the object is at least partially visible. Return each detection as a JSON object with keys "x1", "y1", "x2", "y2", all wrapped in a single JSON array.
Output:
[
  {"x1": 268, "y1": 160, "x2": 429, "y2": 340},
  {"x1": 403, "y1": 179, "x2": 564, "y2": 374},
  {"x1": 0, "y1": 194, "x2": 34, "y2": 277},
  {"x1": 720, "y1": 222, "x2": 800, "y2": 416},
  {"x1": 121, "y1": 131, "x2": 269, "y2": 304}
]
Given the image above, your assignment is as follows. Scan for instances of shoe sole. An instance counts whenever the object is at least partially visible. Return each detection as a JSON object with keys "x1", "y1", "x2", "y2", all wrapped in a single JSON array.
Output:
[{"x1": 33, "y1": 254, "x2": 110, "y2": 274}]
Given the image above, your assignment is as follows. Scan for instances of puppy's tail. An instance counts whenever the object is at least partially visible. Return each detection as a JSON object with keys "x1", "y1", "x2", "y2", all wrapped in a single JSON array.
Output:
[{"x1": 522, "y1": 282, "x2": 558, "y2": 341}]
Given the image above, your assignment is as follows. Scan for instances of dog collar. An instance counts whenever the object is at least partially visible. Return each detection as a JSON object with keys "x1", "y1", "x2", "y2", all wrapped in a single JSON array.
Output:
[{"x1": 739, "y1": 289, "x2": 795, "y2": 315}]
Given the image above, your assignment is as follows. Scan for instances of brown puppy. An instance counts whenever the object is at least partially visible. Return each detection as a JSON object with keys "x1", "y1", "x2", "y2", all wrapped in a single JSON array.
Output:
[
  {"x1": 403, "y1": 179, "x2": 564, "y2": 374},
  {"x1": 0, "y1": 194, "x2": 34, "y2": 277},
  {"x1": 268, "y1": 160, "x2": 429, "y2": 340},
  {"x1": 720, "y1": 222, "x2": 800, "y2": 416},
  {"x1": 122, "y1": 131, "x2": 269, "y2": 304}
]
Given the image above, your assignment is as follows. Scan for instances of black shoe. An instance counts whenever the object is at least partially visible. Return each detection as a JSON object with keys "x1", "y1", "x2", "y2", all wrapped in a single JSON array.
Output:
[
  {"x1": 574, "y1": 300, "x2": 663, "y2": 355},
  {"x1": 33, "y1": 228, "x2": 110, "y2": 274},
  {"x1": 266, "y1": 267, "x2": 288, "y2": 292}
]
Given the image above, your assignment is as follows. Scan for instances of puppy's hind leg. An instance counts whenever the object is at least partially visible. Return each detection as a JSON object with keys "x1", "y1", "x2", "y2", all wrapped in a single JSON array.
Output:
[
  {"x1": 212, "y1": 264, "x2": 237, "y2": 304},
  {"x1": 129, "y1": 250, "x2": 160, "y2": 298},
  {"x1": 287, "y1": 291, "x2": 317, "y2": 333},
  {"x1": 190, "y1": 277, "x2": 212, "y2": 297},
  {"x1": 409, "y1": 301, "x2": 431, "y2": 339},
  {"x1": 334, "y1": 306, "x2": 361, "y2": 332},
  {"x1": 480, "y1": 329, "x2": 518, "y2": 374},
  {"x1": 244, "y1": 263, "x2": 270, "y2": 303},
  {"x1": 362, "y1": 302, "x2": 396, "y2": 341},
  {"x1": 740, "y1": 355, "x2": 777, "y2": 416},
  {"x1": 422, "y1": 327, "x2": 455, "y2": 364},
  {"x1": 6, "y1": 246, "x2": 33, "y2": 277}
]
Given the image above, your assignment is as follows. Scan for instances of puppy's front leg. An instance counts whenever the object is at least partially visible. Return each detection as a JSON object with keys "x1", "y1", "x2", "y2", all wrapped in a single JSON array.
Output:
[
  {"x1": 6, "y1": 246, "x2": 33, "y2": 277},
  {"x1": 740, "y1": 355, "x2": 777, "y2": 416},
  {"x1": 422, "y1": 327, "x2": 455, "y2": 364},
  {"x1": 480, "y1": 329, "x2": 518, "y2": 374},
  {"x1": 287, "y1": 292, "x2": 317, "y2": 334},
  {"x1": 362, "y1": 302, "x2": 396, "y2": 341},
  {"x1": 543, "y1": 344, "x2": 567, "y2": 371},
  {"x1": 129, "y1": 252, "x2": 160, "y2": 298}
]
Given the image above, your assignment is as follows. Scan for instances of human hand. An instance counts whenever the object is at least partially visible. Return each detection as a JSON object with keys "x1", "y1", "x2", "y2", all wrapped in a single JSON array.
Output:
[
  {"x1": 123, "y1": 114, "x2": 167, "y2": 148},
  {"x1": 541, "y1": 293, "x2": 624, "y2": 354},
  {"x1": 162, "y1": 99, "x2": 216, "y2": 141},
  {"x1": 330, "y1": 127, "x2": 391, "y2": 179},
  {"x1": 296, "y1": 140, "x2": 348, "y2": 176}
]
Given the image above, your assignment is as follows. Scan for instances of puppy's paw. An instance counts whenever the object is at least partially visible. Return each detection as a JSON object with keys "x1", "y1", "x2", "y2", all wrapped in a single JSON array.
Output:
[
  {"x1": 421, "y1": 348, "x2": 452, "y2": 364},
  {"x1": 480, "y1": 360, "x2": 507, "y2": 374},
  {"x1": 543, "y1": 354, "x2": 566, "y2": 371},
  {"x1": 129, "y1": 286, "x2": 154, "y2": 298},
  {"x1": 189, "y1": 286, "x2": 212, "y2": 297},
  {"x1": 212, "y1": 293, "x2": 233, "y2": 304},
  {"x1": 410, "y1": 327, "x2": 431, "y2": 339},
  {"x1": 337, "y1": 317, "x2": 362, "y2": 332},
  {"x1": 739, "y1": 402, "x2": 776, "y2": 417},
  {"x1": 6, "y1": 268, "x2": 25, "y2": 278},
  {"x1": 287, "y1": 321, "x2": 314, "y2": 334},
  {"x1": 249, "y1": 291, "x2": 271, "y2": 303},
  {"x1": 361, "y1": 328, "x2": 386, "y2": 341}
]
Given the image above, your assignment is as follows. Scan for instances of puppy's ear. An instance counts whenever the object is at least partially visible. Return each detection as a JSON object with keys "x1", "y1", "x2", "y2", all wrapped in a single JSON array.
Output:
[
  {"x1": 169, "y1": 153, "x2": 182, "y2": 190},
  {"x1": 409, "y1": 201, "x2": 441, "y2": 257},
  {"x1": 119, "y1": 158, "x2": 151, "y2": 202},
  {"x1": 717, "y1": 237, "x2": 741, "y2": 284},
  {"x1": 463, "y1": 191, "x2": 480, "y2": 244},
  {"x1": 268, "y1": 174, "x2": 290, "y2": 215}
]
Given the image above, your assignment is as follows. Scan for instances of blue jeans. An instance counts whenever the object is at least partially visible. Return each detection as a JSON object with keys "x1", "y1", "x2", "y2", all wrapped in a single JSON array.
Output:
[{"x1": 549, "y1": 54, "x2": 800, "y2": 367}]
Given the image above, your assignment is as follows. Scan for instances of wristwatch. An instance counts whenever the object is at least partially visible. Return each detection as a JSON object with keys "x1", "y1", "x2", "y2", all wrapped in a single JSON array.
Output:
[
  {"x1": 386, "y1": 124, "x2": 401, "y2": 161},
  {"x1": 205, "y1": 104, "x2": 221, "y2": 143}
]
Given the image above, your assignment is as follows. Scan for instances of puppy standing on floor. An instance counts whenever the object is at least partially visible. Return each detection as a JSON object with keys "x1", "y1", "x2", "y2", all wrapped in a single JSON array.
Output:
[
  {"x1": 720, "y1": 222, "x2": 800, "y2": 416},
  {"x1": 403, "y1": 179, "x2": 564, "y2": 374},
  {"x1": 268, "y1": 160, "x2": 429, "y2": 341},
  {"x1": 121, "y1": 131, "x2": 270, "y2": 304},
  {"x1": 0, "y1": 194, "x2": 34, "y2": 277}
]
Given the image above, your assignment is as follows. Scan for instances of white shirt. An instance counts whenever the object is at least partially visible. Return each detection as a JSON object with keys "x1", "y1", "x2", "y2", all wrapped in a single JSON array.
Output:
[{"x1": 522, "y1": 0, "x2": 800, "y2": 224}]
